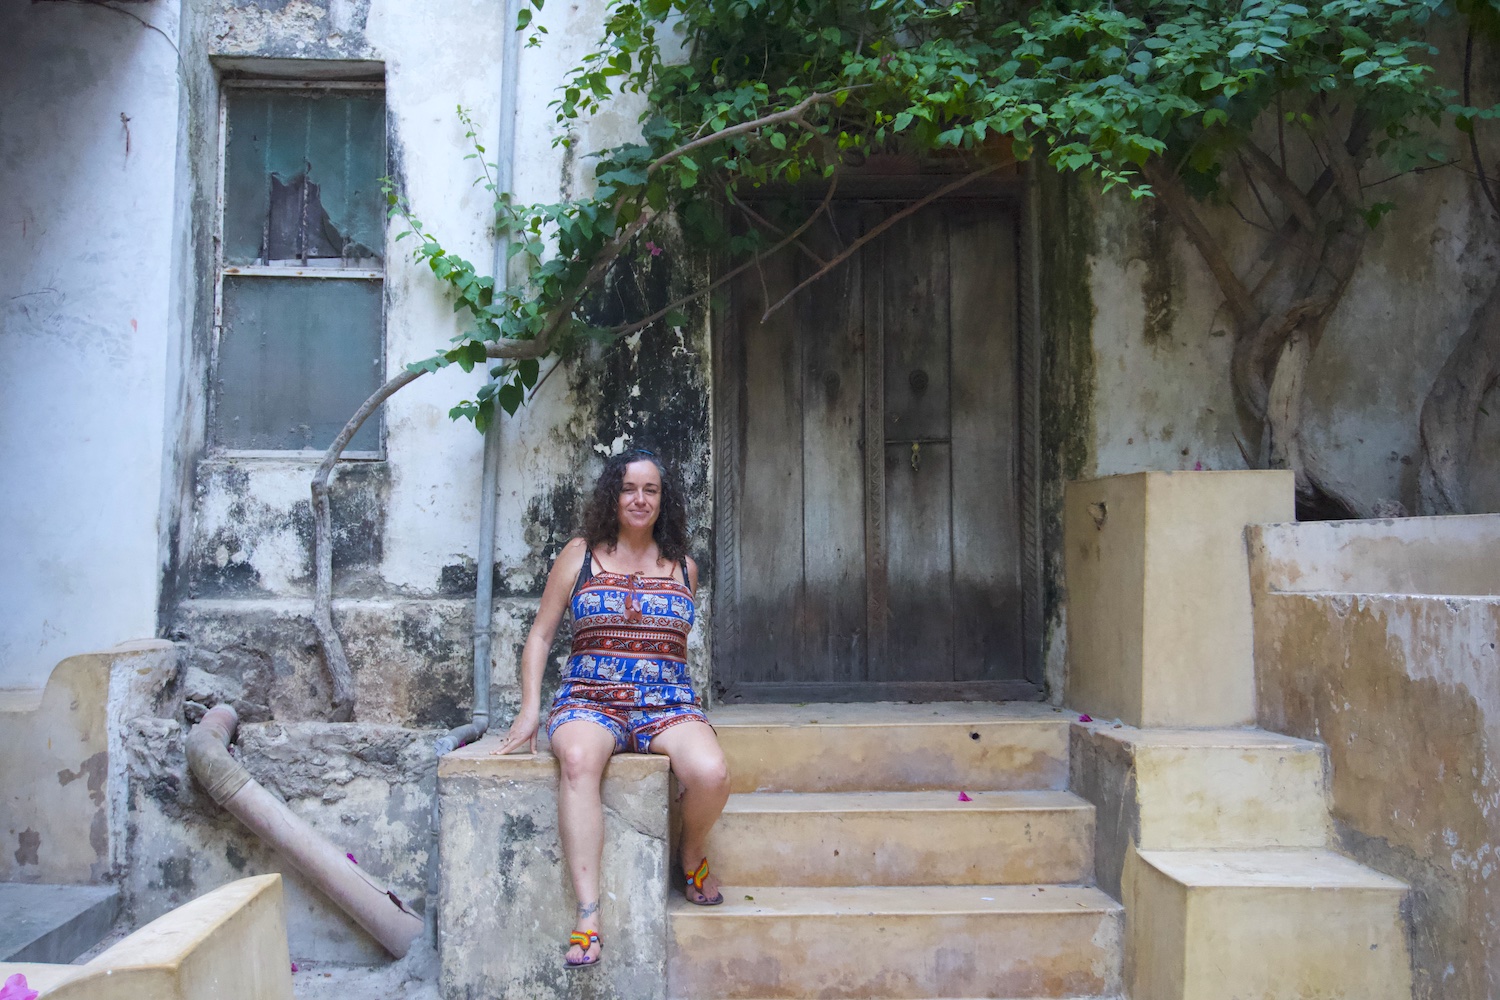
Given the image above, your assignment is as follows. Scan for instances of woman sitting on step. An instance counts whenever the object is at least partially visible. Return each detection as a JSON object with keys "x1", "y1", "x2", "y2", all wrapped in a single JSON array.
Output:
[{"x1": 492, "y1": 448, "x2": 731, "y2": 969}]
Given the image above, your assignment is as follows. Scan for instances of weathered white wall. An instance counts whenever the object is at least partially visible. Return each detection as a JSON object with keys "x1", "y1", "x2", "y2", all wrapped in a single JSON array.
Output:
[
  {"x1": 1076, "y1": 162, "x2": 1500, "y2": 509},
  {"x1": 0, "y1": 1, "x2": 191, "y2": 689},
  {"x1": 1251, "y1": 516, "x2": 1500, "y2": 1000},
  {"x1": 183, "y1": 0, "x2": 712, "y2": 725}
]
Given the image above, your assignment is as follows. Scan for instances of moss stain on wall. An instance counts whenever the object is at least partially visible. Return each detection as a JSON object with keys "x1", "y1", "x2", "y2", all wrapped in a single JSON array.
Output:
[{"x1": 1035, "y1": 164, "x2": 1098, "y2": 684}]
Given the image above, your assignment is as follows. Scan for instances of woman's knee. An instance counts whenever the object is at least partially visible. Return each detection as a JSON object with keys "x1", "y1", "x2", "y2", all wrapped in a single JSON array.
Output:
[
  {"x1": 553, "y1": 733, "x2": 610, "y2": 784},
  {"x1": 675, "y1": 751, "x2": 730, "y2": 795}
]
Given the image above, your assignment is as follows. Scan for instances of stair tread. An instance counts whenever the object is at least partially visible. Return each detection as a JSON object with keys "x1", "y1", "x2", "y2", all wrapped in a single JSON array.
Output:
[
  {"x1": 1137, "y1": 848, "x2": 1409, "y2": 889},
  {"x1": 670, "y1": 884, "x2": 1121, "y2": 917},
  {"x1": 724, "y1": 789, "x2": 1090, "y2": 813},
  {"x1": 711, "y1": 702, "x2": 1070, "y2": 728}
]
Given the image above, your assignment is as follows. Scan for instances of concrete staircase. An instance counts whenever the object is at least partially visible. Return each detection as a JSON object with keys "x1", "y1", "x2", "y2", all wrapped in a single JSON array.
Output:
[{"x1": 669, "y1": 702, "x2": 1123, "y2": 1000}]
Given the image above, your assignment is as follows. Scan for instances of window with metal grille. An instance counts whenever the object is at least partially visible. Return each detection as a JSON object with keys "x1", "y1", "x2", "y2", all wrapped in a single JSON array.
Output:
[{"x1": 210, "y1": 82, "x2": 386, "y2": 455}]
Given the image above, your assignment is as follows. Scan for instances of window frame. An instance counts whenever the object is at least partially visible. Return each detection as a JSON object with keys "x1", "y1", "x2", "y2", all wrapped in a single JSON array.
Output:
[{"x1": 209, "y1": 77, "x2": 388, "y2": 460}]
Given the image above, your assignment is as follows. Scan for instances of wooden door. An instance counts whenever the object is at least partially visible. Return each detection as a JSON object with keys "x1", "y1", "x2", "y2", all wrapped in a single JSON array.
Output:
[{"x1": 714, "y1": 197, "x2": 1033, "y2": 702}]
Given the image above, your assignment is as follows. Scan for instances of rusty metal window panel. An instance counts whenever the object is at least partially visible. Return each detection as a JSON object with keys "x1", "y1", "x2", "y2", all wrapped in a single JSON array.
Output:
[
  {"x1": 211, "y1": 84, "x2": 386, "y2": 454},
  {"x1": 215, "y1": 276, "x2": 383, "y2": 451},
  {"x1": 222, "y1": 89, "x2": 385, "y2": 266}
]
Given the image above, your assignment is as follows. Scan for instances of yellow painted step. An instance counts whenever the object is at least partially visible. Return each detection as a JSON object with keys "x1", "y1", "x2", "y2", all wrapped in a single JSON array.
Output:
[
  {"x1": 711, "y1": 702, "x2": 1072, "y2": 793},
  {"x1": 1126, "y1": 848, "x2": 1411, "y2": 1000},
  {"x1": 668, "y1": 884, "x2": 1123, "y2": 999},
  {"x1": 706, "y1": 790, "x2": 1094, "y2": 886}
]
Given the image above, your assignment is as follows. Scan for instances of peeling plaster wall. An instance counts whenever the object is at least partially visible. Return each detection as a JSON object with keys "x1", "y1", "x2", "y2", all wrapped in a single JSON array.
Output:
[
  {"x1": 1251, "y1": 518, "x2": 1500, "y2": 1000},
  {"x1": 0, "y1": 2, "x2": 194, "y2": 689},
  {"x1": 177, "y1": 0, "x2": 713, "y2": 725}
]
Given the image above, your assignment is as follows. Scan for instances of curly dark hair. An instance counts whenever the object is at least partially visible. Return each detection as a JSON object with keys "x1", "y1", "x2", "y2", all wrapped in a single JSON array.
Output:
[{"x1": 582, "y1": 449, "x2": 690, "y2": 565}]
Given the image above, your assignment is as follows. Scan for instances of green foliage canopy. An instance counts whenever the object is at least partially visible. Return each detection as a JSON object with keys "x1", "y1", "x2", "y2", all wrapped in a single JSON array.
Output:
[{"x1": 391, "y1": 0, "x2": 1469, "y2": 431}]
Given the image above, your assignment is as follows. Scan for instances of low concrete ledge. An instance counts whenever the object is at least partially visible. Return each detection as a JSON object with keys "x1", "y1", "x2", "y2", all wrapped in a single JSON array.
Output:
[
  {"x1": 1070, "y1": 722, "x2": 1329, "y2": 897},
  {"x1": 1248, "y1": 513, "x2": 1500, "y2": 596},
  {"x1": 438, "y1": 736, "x2": 670, "y2": 1000},
  {"x1": 1125, "y1": 848, "x2": 1410, "y2": 1000},
  {"x1": 0, "y1": 874, "x2": 293, "y2": 1000}
]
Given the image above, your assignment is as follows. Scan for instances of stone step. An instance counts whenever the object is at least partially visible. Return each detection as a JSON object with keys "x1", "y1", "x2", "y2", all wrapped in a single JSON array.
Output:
[
  {"x1": 706, "y1": 790, "x2": 1094, "y2": 886},
  {"x1": 710, "y1": 702, "x2": 1072, "y2": 793},
  {"x1": 1126, "y1": 849, "x2": 1411, "y2": 1000},
  {"x1": 667, "y1": 884, "x2": 1123, "y2": 999},
  {"x1": 0, "y1": 882, "x2": 118, "y2": 964}
]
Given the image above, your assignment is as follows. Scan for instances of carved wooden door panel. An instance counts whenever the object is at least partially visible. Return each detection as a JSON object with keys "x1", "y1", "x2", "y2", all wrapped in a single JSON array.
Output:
[{"x1": 715, "y1": 198, "x2": 1028, "y2": 702}]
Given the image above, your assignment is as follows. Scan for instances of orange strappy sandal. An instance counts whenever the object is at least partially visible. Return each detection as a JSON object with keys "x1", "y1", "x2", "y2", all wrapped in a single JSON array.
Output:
[
  {"x1": 684, "y1": 857, "x2": 724, "y2": 905},
  {"x1": 565, "y1": 928, "x2": 601, "y2": 968}
]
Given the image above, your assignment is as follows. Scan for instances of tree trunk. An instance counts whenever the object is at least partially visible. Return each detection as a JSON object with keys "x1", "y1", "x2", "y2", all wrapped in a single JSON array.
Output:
[{"x1": 1419, "y1": 277, "x2": 1500, "y2": 513}]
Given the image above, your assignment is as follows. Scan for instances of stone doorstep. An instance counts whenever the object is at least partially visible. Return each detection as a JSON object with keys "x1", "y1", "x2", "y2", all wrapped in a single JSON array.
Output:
[
  {"x1": 707, "y1": 790, "x2": 1095, "y2": 886},
  {"x1": 0, "y1": 883, "x2": 119, "y2": 964},
  {"x1": 711, "y1": 702, "x2": 1072, "y2": 794},
  {"x1": 668, "y1": 884, "x2": 1123, "y2": 1000}
]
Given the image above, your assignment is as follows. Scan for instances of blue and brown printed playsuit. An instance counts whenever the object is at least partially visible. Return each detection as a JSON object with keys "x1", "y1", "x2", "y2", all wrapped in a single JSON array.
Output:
[{"x1": 546, "y1": 548, "x2": 705, "y2": 752}]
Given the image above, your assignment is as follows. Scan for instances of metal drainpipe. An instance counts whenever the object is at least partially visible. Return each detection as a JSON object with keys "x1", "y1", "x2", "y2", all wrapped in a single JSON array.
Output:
[{"x1": 435, "y1": 0, "x2": 524, "y2": 756}]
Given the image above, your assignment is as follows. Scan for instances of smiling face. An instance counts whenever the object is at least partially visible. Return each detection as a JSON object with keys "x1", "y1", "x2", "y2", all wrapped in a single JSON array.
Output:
[{"x1": 617, "y1": 459, "x2": 663, "y2": 536}]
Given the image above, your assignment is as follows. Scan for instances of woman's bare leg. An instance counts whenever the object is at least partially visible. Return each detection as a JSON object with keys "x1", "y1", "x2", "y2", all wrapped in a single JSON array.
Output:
[
  {"x1": 551, "y1": 720, "x2": 617, "y2": 963},
  {"x1": 649, "y1": 720, "x2": 731, "y2": 902}
]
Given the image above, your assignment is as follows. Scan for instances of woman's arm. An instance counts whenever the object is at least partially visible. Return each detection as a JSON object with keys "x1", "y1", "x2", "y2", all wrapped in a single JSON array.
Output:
[{"x1": 492, "y1": 537, "x2": 588, "y2": 755}]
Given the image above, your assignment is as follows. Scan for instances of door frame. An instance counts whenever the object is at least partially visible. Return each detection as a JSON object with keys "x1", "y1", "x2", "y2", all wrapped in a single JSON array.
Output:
[{"x1": 709, "y1": 169, "x2": 1045, "y2": 704}]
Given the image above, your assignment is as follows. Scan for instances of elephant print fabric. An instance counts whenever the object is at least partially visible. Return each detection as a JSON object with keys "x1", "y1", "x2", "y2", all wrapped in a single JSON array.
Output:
[{"x1": 546, "y1": 554, "x2": 705, "y2": 753}]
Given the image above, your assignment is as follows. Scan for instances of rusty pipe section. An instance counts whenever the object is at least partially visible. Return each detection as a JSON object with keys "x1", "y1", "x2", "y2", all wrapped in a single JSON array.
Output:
[{"x1": 184, "y1": 705, "x2": 423, "y2": 958}]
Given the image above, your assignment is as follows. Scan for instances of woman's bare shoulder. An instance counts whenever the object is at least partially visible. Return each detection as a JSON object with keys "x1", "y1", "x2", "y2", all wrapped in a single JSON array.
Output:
[{"x1": 548, "y1": 537, "x2": 589, "y2": 580}]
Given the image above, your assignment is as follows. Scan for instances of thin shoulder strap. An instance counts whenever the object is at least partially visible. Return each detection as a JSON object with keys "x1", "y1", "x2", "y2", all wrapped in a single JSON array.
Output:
[
  {"x1": 680, "y1": 558, "x2": 691, "y2": 587},
  {"x1": 573, "y1": 546, "x2": 594, "y2": 594}
]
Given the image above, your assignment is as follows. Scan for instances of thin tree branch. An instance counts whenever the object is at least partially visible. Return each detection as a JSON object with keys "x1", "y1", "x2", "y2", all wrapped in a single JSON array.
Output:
[
  {"x1": 1237, "y1": 150, "x2": 1281, "y2": 230},
  {"x1": 1143, "y1": 160, "x2": 1259, "y2": 330},
  {"x1": 606, "y1": 175, "x2": 843, "y2": 340},
  {"x1": 1465, "y1": 23, "x2": 1500, "y2": 219},
  {"x1": 1241, "y1": 142, "x2": 1320, "y2": 233},
  {"x1": 487, "y1": 208, "x2": 658, "y2": 358},
  {"x1": 648, "y1": 88, "x2": 864, "y2": 176},
  {"x1": 310, "y1": 366, "x2": 427, "y2": 719},
  {"x1": 762, "y1": 163, "x2": 1001, "y2": 321},
  {"x1": 729, "y1": 193, "x2": 829, "y2": 267},
  {"x1": 1314, "y1": 99, "x2": 1365, "y2": 209}
]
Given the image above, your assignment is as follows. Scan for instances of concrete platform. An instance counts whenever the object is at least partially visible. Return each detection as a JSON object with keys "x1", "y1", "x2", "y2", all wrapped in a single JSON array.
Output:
[
  {"x1": 438, "y1": 736, "x2": 671, "y2": 1000},
  {"x1": 1125, "y1": 848, "x2": 1410, "y2": 1000},
  {"x1": 707, "y1": 789, "x2": 1094, "y2": 886},
  {"x1": 0, "y1": 882, "x2": 118, "y2": 963},
  {"x1": 710, "y1": 702, "x2": 1072, "y2": 793},
  {"x1": 668, "y1": 884, "x2": 1123, "y2": 999},
  {"x1": 1069, "y1": 723, "x2": 1331, "y2": 896}
]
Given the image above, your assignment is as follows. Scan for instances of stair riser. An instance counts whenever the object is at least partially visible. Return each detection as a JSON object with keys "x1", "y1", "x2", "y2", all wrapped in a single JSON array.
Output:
[
  {"x1": 707, "y1": 808, "x2": 1095, "y2": 886},
  {"x1": 718, "y1": 721, "x2": 1069, "y2": 793},
  {"x1": 669, "y1": 908, "x2": 1123, "y2": 999}
]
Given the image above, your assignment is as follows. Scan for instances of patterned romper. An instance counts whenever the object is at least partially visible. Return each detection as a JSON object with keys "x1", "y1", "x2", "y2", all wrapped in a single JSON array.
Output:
[{"x1": 546, "y1": 549, "x2": 706, "y2": 752}]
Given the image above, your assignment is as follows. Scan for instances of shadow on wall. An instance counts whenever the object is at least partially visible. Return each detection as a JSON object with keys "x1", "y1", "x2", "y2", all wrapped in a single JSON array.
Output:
[{"x1": 1250, "y1": 514, "x2": 1500, "y2": 1000}]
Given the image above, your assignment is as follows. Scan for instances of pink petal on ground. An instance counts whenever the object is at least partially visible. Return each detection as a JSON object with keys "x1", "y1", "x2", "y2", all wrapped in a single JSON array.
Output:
[
  {"x1": 1078, "y1": 714, "x2": 1093, "y2": 723},
  {"x1": 1, "y1": 974, "x2": 40, "y2": 1000},
  {"x1": 957, "y1": 791, "x2": 973, "y2": 802},
  {"x1": 346, "y1": 853, "x2": 358, "y2": 864},
  {"x1": 1194, "y1": 460, "x2": 1204, "y2": 471},
  {"x1": 291, "y1": 963, "x2": 299, "y2": 973}
]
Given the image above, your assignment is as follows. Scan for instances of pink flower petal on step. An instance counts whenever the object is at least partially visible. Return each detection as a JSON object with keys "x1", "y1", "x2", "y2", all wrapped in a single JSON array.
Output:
[
  {"x1": 290, "y1": 963, "x2": 299, "y2": 973},
  {"x1": 1078, "y1": 714, "x2": 1093, "y2": 723},
  {"x1": 1194, "y1": 460, "x2": 1204, "y2": 471},
  {"x1": 1, "y1": 974, "x2": 40, "y2": 1000},
  {"x1": 957, "y1": 791, "x2": 972, "y2": 802},
  {"x1": 346, "y1": 853, "x2": 358, "y2": 864}
]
